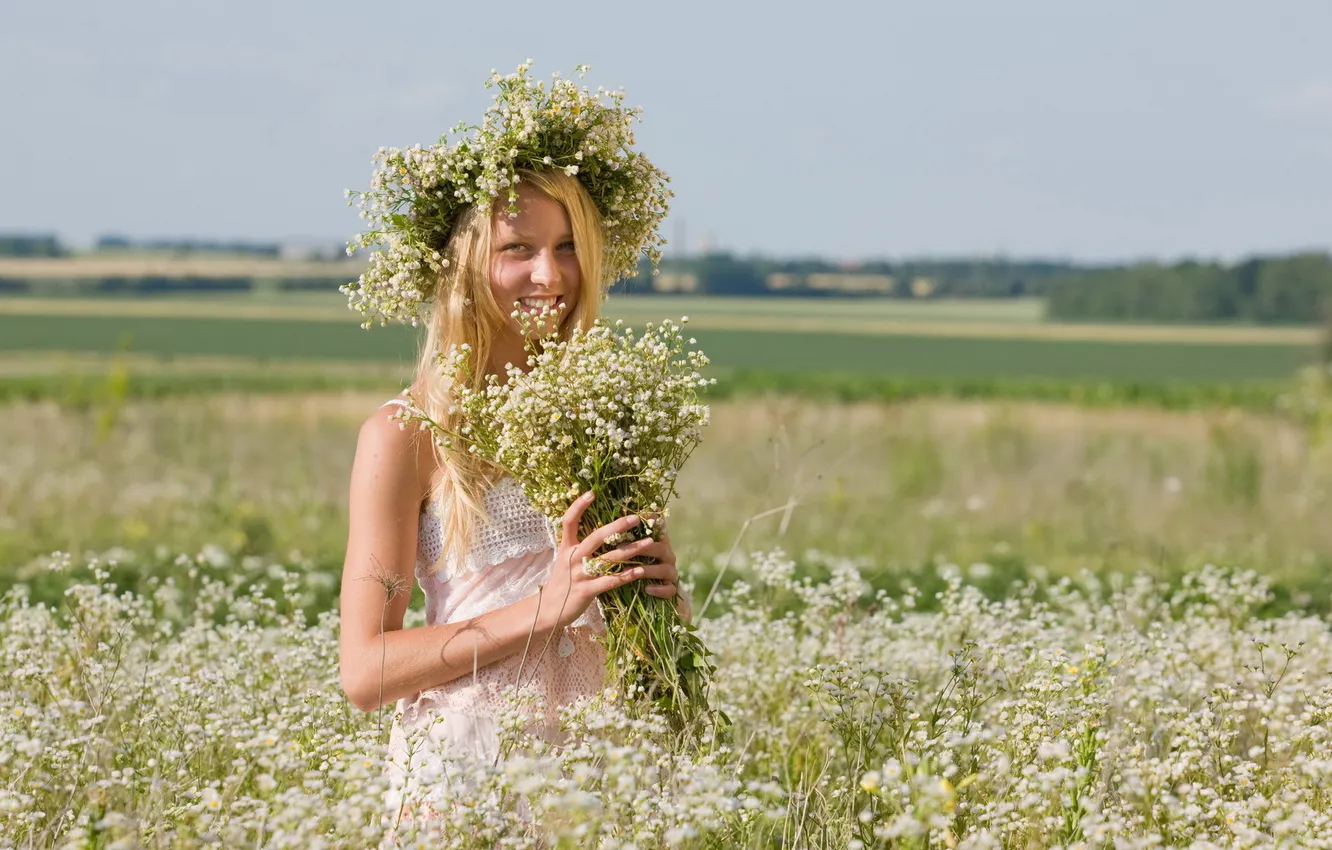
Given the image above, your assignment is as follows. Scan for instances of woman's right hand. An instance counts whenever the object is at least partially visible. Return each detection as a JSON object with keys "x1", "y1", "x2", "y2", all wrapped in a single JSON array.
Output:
[{"x1": 538, "y1": 491, "x2": 668, "y2": 629}]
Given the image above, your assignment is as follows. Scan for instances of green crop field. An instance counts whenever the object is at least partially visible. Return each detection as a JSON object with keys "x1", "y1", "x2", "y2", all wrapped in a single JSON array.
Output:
[
  {"x1": 1, "y1": 293, "x2": 1319, "y2": 342},
  {"x1": 0, "y1": 312, "x2": 1317, "y2": 382},
  {"x1": 0, "y1": 294, "x2": 1320, "y2": 385},
  {"x1": 700, "y1": 330, "x2": 1313, "y2": 380}
]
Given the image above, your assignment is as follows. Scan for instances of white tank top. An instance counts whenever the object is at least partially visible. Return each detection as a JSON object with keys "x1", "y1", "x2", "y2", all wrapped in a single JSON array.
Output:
[{"x1": 377, "y1": 396, "x2": 607, "y2": 750}]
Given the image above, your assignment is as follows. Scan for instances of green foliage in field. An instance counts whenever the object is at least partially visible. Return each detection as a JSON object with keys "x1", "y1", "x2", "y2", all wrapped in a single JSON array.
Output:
[
  {"x1": 0, "y1": 364, "x2": 1294, "y2": 416},
  {"x1": 707, "y1": 371, "x2": 1288, "y2": 411},
  {"x1": 0, "y1": 370, "x2": 400, "y2": 406}
]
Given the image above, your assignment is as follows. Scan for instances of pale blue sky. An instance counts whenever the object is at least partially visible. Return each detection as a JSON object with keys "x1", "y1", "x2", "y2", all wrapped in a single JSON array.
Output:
[{"x1": 2, "y1": 1, "x2": 1330, "y2": 262}]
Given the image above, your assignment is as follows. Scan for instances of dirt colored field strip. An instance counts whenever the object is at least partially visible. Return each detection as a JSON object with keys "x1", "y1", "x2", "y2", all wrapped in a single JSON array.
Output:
[
  {"x1": 0, "y1": 297, "x2": 351, "y2": 322},
  {"x1": 606, "y1": 296, "x2": 1047, "y2": 324},
  {"x1": 0, "y1": 296, "x2": 1318, "y2": 345},
  {"x1": 641, "y1": 315, "x2": 1319, "y2": 345},
  {"x1": 2, "y1": 292, "x2": 1047, "y2": 325},
  {"x1": 0, "y1": 256, "x2": 364, "y2": 279},
  {"x1": 0, "y1": 351, "x2": 410, "y2": 380}
]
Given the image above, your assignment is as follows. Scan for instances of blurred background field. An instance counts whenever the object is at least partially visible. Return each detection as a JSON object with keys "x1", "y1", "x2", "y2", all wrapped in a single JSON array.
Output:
[
  {"x1": 0, "y1": 291, "x2": 1320, "y2": 391},
  {"x1": 4, "y1": 389, "x2": 1331, "y2": 618},
  {"x1": 3, "y1": 263, "x2": 1331, "y2": 619}
]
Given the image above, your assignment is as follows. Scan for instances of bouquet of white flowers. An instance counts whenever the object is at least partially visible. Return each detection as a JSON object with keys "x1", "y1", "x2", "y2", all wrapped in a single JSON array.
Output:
[{"x1": 409, "y1": 314, "x2": 721, "y2": 731}]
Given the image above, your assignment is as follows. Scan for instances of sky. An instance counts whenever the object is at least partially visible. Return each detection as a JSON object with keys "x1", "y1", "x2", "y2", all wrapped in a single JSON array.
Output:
[{"x1": 2, "y1": 1, "x2": 1330, "y2": 263}]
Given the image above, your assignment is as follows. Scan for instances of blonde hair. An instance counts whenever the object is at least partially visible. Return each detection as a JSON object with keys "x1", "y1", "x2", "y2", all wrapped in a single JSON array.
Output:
[{"x1": 412, "y1": 168, "x2": 606, "y2": 570}]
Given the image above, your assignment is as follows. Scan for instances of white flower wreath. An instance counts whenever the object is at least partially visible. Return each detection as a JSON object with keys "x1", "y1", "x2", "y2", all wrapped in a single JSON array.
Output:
[{"x1": 342, "y1": 61, "x2": 673, "y2": 327}]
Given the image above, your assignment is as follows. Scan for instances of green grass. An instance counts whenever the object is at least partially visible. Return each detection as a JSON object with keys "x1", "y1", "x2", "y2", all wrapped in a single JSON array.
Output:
[
  {"x1": 695, "y1": 330, "x2": 1313, "y2": 381},
  {"x1": 0, "y1": 314, "x2": 1316, "y2": 382},
  {"x1": 0, "y1": 314, "x2": 419, "y2": 361},
  {"x1": 0, "y1": 367, "x2": 1292, "y2": 413},
  {"x1": 705, "y1": 371, "x2": 1290, "y2": 411}
]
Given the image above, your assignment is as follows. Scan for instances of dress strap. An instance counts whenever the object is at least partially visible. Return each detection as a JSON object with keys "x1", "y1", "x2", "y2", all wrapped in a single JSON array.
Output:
[
  {"x1": 379, "y1": 389, "x2": 412, "y2": 410},
  {"x1": 379, "y1": 392, "x2": 425, "y2": 428},
  {"x1": 380, "y1": 390, "x2": 425, "y2": 416}
]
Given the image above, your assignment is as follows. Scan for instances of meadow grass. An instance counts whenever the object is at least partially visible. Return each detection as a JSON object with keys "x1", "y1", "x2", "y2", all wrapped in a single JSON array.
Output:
[
  {"x1": 0, "y1": 359, "x2": 1291, "y2": 414},
  {"x1": 0, "y1": 353, "x2": 411, "y2": 406},
  {"x1": 3, "y1": 393, "x2": 1330, "y2": 616}
]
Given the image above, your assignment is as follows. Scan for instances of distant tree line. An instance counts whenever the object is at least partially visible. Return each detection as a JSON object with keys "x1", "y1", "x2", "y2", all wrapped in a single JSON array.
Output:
[
  {"x1": 0, "y1": 234, "x2": 284, "y2": 258},
  {"x1": 0, "y1": 234, "x2": 65, "y2": 257},
  {"x1": 1044, "y1": 254, "x2": 1332, "y2": 324},
  {"x1": 0, "y1": 276, "x2": 352, "y2": 296},
  {"x1": 632, "y1": 251, "x2": 1332, "y2": 323},
  {"x1": 95, "y1": 235, "x2": 281, "y2": 257},
  {"x1": 630, "y1": 254, "x2": 1081, "y2": 299}
]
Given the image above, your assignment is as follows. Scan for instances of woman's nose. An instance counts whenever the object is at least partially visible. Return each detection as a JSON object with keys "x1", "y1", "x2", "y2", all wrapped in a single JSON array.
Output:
[{"x1": 530, "y1": 249, "x2": 560, "y2": 286}]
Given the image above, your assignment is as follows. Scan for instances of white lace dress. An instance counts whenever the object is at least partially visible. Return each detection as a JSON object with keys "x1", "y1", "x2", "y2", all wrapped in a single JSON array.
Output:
[{"x1": 378, "y1": 398, "x2": 608, "y2": 820}]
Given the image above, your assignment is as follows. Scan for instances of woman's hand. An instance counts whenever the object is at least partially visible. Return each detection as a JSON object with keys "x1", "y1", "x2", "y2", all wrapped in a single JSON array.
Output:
[
  {"x1": 599, "y1": 516, "x2": 689, "y2": 620},
  {"x1": 538, "y1": 492, "x2": 682, "y2": 630},
  {"x1": 636, "y1": 522, "x2": 681, "y2": 601},
  {"x1": 643, "y1": 521, "x2": 692, "y2": 623}
]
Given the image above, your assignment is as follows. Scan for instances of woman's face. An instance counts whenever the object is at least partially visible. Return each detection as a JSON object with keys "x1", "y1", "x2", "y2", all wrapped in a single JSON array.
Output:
[{"x1": 490, "y1": 182, "x2": 581, "y2": 338}]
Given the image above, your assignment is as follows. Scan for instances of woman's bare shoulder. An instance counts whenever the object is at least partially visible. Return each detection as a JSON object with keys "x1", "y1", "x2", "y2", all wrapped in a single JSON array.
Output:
[{"x1": 354, "y1": 401, "x2": 438, "y2": 503}]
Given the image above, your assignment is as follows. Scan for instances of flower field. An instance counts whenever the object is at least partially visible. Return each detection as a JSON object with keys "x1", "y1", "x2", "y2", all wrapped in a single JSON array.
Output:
[
  {"x1": 5, "y1": 549, "x2": 1332, "y2": 847},
  {"x1": 3, "y1": 387, "x2": 1332, "y2": 847}
]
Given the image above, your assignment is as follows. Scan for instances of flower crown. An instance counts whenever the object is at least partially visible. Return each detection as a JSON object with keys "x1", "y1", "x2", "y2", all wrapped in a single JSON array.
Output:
[{"x1": 342, "y1": 61, "x2": 672, "y2": 327}]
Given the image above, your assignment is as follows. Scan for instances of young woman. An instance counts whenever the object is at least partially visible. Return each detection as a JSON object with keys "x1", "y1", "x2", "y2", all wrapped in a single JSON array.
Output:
[{"x1": 335, "y1": 64, "x2": 683, "y2": 819}]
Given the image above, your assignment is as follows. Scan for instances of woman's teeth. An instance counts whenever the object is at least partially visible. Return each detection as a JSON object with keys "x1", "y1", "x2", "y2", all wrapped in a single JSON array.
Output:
[{"x1": 519, "y1": 297, "x2": 558, "y2": 310}]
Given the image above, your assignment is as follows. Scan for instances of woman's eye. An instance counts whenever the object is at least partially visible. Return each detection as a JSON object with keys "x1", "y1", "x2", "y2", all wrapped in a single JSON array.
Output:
[
  {"x1": 558, "y1": 241, "x2": 577, "y2": 252},
  {"x1": 503, "y1": 243, "x2": 528, "y2": 253}
]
